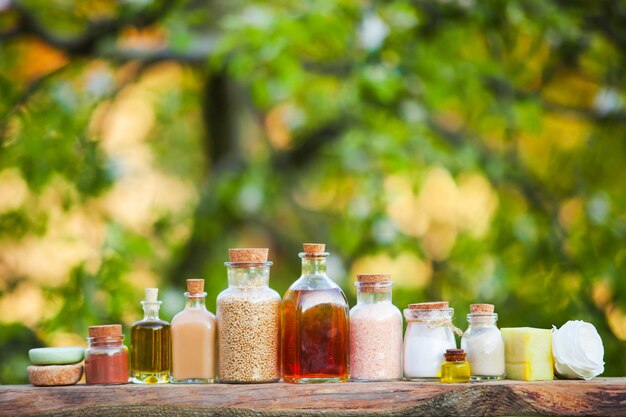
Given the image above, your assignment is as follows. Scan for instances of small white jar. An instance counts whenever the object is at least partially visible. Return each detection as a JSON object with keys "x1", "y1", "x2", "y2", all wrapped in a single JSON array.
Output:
[
  {"x1": 460, "y1": 303, "x2": 505, "y2": 380},
  {"x1": 403, "y1": 301, "x2": 457, "y2": 381}
]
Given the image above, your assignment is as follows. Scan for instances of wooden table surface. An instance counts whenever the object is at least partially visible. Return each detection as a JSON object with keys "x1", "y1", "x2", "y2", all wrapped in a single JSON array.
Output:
[{"x1": 1, "y1": 378, "x2": 625, "y2": 417}]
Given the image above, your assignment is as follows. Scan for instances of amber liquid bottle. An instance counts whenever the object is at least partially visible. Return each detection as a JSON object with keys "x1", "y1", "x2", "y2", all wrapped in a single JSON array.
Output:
[
  {"x1": 282, "y1": 243, "x2": 350, "y2": 383},
  {"x1": 131, "y1": 288, "x2": 171, "y2": 384}
]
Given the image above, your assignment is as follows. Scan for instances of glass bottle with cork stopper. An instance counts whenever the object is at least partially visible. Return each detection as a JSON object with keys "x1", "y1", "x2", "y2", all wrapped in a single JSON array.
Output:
[
  {"x1": 131, "y1": 288, "x2": 171, "y2": 384},
  {"x1": 350, "y1": 273, "x2": 403, "y2": 381},
  {"x1": 461, "y1": 303, "x2": 505, "y2": 380},
  {"x1": 217, "y1": 248, "x2": 281, "y2": 383},
  {"x1": 282, "y1": 243, "x2": 350, "y2": 383},
  {"x1": 403, "y1": 301, "x2": 460, "y2": 381},
  {"x1": 85, "y1": 324, "x2": 129, "y2": 385},
  {"x1": 440, "y1": 349, "x2": 471, "y2": 383},
  {"x1": 171, "y1": 279, "x2": 216, "y2": 383}
]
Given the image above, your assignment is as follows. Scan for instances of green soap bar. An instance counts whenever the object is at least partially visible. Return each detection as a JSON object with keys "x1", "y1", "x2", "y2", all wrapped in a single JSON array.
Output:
[{"x1": 29, "y1": 347, "x2": 85, "y2": 365}]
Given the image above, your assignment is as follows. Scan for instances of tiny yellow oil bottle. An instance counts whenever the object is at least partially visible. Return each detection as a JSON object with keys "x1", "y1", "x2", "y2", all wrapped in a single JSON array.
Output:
[
  {"x1": 441, "y1": 349, "x2": 471, "y2": 383},
  {"x1": 131, "y1": 288, "x2": 171, "y2": 384}
]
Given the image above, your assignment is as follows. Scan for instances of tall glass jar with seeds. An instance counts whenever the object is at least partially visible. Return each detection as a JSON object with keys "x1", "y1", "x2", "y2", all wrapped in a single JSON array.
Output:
[{"x1": 217, "y1": 248, "x2": 281, "y2": 383}]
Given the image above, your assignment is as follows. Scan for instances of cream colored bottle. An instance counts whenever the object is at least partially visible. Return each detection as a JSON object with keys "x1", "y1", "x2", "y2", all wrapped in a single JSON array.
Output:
[{"x1": 170, "y1": 279, "x2": 216, "y2": 383}]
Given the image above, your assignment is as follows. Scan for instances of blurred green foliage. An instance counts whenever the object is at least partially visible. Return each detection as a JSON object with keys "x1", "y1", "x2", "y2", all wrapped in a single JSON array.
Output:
[{"x1": 1, "y1": 0, "x2": 626, "y2": 384}]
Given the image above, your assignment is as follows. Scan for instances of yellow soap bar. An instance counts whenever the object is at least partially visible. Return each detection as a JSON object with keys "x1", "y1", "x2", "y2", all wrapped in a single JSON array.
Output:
[{"x1": 501, "y1": 327, "x2": 554, "y2": 381}]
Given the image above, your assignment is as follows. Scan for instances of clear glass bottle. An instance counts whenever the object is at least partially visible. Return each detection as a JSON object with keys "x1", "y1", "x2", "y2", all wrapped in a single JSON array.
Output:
[
  {"x1": 85, "y1": 325, "x2": 129, "y2": 385},
  {"x1": 131, "y1": 288, "x2": 171, "y2": 384},
  {"x1": 171, "y1": 279, "x2": 216, "y2": 383},
  {"x1": 350, "y1": 274, "x2": 402, "y2": 381},
  {"x1": 403, "y1": 301, "x2": 458, "y2": 381},
  {"x1": 282, "y1": 243, "x2": 350, "y2": 383},
  {"x1": 440, "y1": 349, "x2": 471, "y2": 383},
  {"x1": 217, "y1": 248, "x2": 281, "y2": 383},
  {"x1": 461, "y1": 303, "x2": 505, "y2": 380}
]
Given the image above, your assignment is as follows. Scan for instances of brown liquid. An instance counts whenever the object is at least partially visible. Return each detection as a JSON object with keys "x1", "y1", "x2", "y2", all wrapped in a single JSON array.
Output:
[{"x1": 282, "y1": 288, "x2": 349, "y2": 382}]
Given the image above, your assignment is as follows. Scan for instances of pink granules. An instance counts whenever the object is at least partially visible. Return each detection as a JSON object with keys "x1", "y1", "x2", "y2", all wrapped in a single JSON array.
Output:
[{"x1": 349, "y1": 302, "x2": 403, "y2": 381}]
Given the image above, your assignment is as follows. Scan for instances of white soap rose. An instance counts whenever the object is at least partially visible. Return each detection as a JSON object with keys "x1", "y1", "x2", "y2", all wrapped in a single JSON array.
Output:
[{"x1": 552, "y1": 320, "x2": 604, "y2": 380}]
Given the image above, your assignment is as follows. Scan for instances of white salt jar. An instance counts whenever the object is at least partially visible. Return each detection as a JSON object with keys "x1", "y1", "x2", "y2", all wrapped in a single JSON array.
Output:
[
  {"x1": 460, "y1": 303, "x2": 505, "y2": 380},
  {"x1": 403, "y1": 301, "x2": 458, "y2": 381},
  {"x1": 349, "y1": 274, "x2": 403, "y2": 381}
]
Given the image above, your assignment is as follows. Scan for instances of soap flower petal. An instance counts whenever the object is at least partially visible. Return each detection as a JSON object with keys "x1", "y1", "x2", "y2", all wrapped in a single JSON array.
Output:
[{"x1": 552, "y1": 320, "x2": 604, "y2": 380}]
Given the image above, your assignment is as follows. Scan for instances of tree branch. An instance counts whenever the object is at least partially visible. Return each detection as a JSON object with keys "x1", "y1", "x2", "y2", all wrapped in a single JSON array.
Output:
[
  {"x1": 7, "y1": 0, "x2": 178, "y2": 56},
  {"x1": 98, "y1": 46, "x2": 210, "y2": 64},
  {"x1": 272, "y1": 121, "x2": 348, "y2": 170},
  {"x1": 166, "y1": 70, "x2": 242, "y2": 285},
  {"x1": 483, "y1": 75, "x2": 626, "y2": 124},
  {"x1": 0, "y1": 64, "x2": 70, "y2": 146}
]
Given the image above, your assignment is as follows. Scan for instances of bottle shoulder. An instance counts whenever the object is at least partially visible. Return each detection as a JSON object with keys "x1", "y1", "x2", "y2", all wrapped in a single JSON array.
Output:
[
  {"x1": 282, "y1": 286, "x2": 349, "y2": 311},
  {"x1": 132, "y1": 318, "x2": 170, "y2": 329},
  {"x1": 350, "y1": 302, "x2": 402, "y2": 320},
  {"x1": 287, "y1": 274, "x2": 341, "y2": 292},
  {"x1": 217, "y1": 287, "x2": 281, "y2": 304},
  {"x1": 172, "y1": 308, "x2": 215, "y2": 324},
  {"x1": 461, "y1": 325, "x2": 503, "y2": 342},
  {"x1": 405, "y1": 321, "x2": 456, "y2": 340}
]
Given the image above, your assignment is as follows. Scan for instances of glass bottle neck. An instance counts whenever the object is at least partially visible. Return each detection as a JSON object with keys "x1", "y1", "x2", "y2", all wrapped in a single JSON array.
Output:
[
  {"x1": 467, "y1": 314, "x2": 498, "y2": 327},
  {"x1": 301, "y1": 257, "x2": 328, "y2": 276},
  {"x1": 87, "y1": 336, "x2": 125, "y2": 348},
  {"x1": 142, "y1": 301, "x2": 161, "y2": 320},
  {"x1": 184, "y1": 294, "x2": 207, "y2": 309},
  {"x1": 405, "y1": 308, "x2": 454, "y2": 322},
  {"x1": 226, "y1": 265, "x2": 271, "y2": 289},
  {"x1": 356, "y1": 289, "x2": 392, "y2": 304}
]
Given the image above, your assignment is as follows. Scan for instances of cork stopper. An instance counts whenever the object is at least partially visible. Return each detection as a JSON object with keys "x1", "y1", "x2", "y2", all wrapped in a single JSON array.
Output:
[
  {"x1": 229, "y1": 248, "x2": 269, "y2": 263},
  {"x1": 144, "y1": 288, "x2": 158, "y2": 303},
  {"x1": 470, "y1": 303, "x2": 494, "y2": 314},
  {"x1": 357, "y1": 273, "x2": 390, "y2": 283},
  {"x1": 408, "y1": 301, "x2": 449, "y2": 310},
  {"x1": 302, "y1": 243, "x2": 326, "y2": 259},
  {"x1": 186, "y1": 279, "x2": 204, "y2": 293},
  {"x1": 356, "y1": 273, "x2": 391, "y2": 293},
  {"x1": 444, "y1": 349, "x2": 466, "y2": 362},
  {"x1": 88, "y1": 324, "x2": 122, "y2": 338}
]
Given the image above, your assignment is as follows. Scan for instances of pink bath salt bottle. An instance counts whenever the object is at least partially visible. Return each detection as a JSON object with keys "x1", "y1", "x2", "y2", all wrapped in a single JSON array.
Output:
[{"x1": 349, "y1": 273, "x2": 403, "y2": 381}]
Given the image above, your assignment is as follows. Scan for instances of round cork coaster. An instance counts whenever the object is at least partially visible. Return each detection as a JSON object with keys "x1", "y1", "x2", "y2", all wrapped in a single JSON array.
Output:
[{"x1": 28, "y1": 364, "x2": 83, "y2": 387}]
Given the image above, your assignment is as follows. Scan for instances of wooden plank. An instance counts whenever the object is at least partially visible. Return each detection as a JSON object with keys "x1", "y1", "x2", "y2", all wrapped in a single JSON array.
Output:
[{"x1": 1, "y1": 378, "x2": 625, "y2": 417}]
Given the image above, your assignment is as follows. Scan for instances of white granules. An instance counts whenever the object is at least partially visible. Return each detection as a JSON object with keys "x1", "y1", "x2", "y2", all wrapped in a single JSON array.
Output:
[
  {"x1": 350, "y1": 302, "x2": 403, "y2": 381},
  {"x1": 403, "y1": 323, "x2": 457, "y2": 379},
  {"x1": 461, "y1": 322, "x2": 505, "y2": 377}
]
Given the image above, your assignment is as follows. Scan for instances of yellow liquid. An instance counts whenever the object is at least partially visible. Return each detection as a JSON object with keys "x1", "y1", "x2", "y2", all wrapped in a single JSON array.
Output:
[
  {"x1": 440, "y1": 361, "x2": 471, "y2": 383},
  {"x1": 131, "y1": 320, "x2": 171, "y2": 384}
]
